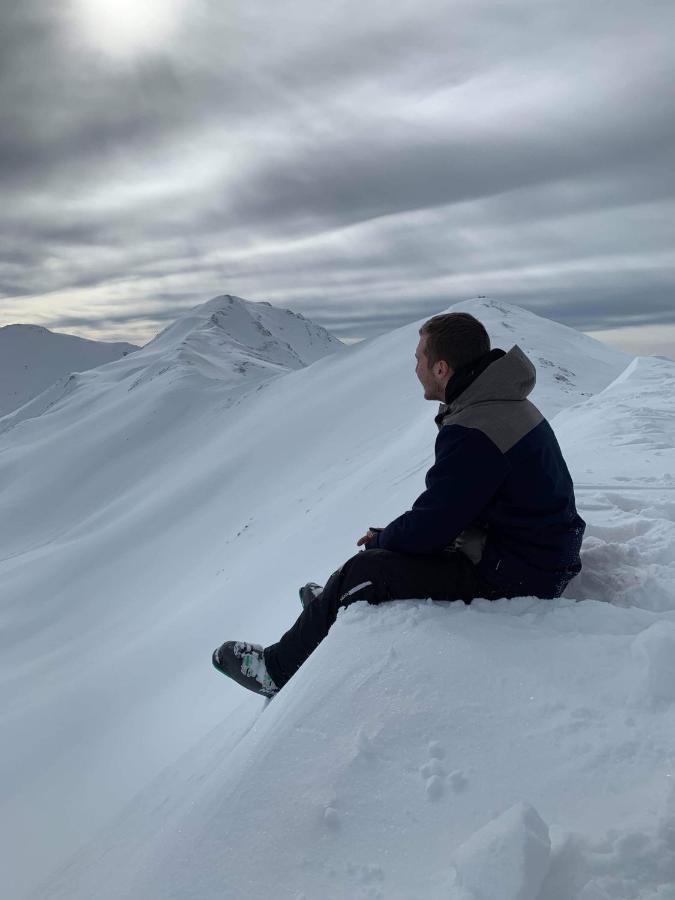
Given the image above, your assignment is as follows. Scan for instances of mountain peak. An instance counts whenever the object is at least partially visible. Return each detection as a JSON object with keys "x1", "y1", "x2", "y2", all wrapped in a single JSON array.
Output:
[{"x1": 142, "y1": 293, "x2": 343, "y2": 378}]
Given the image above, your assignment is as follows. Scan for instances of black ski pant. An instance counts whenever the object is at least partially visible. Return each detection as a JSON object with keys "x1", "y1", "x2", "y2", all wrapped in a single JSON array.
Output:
[{"x1": 263, "y1": 548, "x2": 499, "y2": 689}]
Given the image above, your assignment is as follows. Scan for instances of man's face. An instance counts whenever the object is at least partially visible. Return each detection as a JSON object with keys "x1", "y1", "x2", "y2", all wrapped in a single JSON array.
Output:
[{"x1": 415, "y1": 335, "x2": 449, "y2": 401}]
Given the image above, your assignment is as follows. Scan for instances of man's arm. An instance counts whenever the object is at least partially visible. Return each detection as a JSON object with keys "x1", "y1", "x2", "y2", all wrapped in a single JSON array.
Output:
[{"x1": 363, "y1": 425, "x2": 507, "y2": 555}]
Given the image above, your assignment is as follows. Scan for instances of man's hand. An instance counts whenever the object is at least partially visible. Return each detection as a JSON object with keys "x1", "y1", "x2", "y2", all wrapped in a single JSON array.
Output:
[{"x1": 357, "y1": 527, "x2": 383, "y2": 546}]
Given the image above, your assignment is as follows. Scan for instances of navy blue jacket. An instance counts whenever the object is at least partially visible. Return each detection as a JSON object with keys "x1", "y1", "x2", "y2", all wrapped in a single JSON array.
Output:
[{"x1": 365, "y1": 346, "x2": 585, "y2": 599}]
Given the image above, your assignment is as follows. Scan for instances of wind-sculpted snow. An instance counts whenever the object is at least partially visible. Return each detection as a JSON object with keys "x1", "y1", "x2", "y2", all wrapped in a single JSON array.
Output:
[{"x1": 1, "y1": 296, "x2": 673, "y2": 898}]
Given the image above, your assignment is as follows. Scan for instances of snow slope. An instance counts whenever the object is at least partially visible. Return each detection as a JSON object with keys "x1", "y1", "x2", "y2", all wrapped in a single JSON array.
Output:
[
  {"x1": 0, "y1": 324, "x2": 138, "y2": 418},
  {"x1": 1, "y1": 296, "x2": 671, "y2": 899}
]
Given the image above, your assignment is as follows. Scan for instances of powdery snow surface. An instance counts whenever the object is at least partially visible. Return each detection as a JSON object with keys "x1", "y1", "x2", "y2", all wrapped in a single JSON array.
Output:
[
  {"x1": 1, "y1": 297, "x2": 674, "y2": 899},
  {"x1": 0, "y1": 323, "x2": 138, "y2": 418}
]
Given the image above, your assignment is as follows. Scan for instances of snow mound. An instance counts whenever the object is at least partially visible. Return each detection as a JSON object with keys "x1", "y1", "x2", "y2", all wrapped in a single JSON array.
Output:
[
  {"x1": 0, "y1": 323, "x2": 138, "y2": 418},
  {"x1": 452, "y1": 802, "x2": 551, "y2": 900}
]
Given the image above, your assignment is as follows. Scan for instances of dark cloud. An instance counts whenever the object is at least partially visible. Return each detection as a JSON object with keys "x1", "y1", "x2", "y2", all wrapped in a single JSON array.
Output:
[
  {"x1": 0, "y1": 0, "x2": 673, "y2": 347},
  {"x1": 51, "y1": 304, "x2": 190, "y2": 331},
  {"x1": 520, "y1": 283, "x2": 675, "y2": 332}
]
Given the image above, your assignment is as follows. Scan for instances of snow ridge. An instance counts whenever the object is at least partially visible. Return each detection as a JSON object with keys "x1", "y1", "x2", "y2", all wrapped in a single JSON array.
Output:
[{"x1": 2, "y1": 296, "x2": 674, "y2": 900}]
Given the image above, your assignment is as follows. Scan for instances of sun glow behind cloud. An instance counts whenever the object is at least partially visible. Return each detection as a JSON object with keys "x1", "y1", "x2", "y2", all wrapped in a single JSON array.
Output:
[{"x1": 69, "y1": 0, "x2": 190, "y2": 57}]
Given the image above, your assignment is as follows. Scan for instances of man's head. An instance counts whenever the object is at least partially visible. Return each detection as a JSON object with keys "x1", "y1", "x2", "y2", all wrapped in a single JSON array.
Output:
[{"x1": 415, "y1": 312, "x2": 491, "y2": 401}]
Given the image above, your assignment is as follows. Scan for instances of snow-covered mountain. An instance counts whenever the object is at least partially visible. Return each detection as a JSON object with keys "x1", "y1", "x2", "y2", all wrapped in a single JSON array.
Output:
[
  {"x1": 1, "y1": 296, "x2": 673, "y2": 900},
  {"x1": 0, "y1": 294, "x2": 342, "y2": 435},
  {"x1": 145, "y1": 293, "x2": 342, "y2": 369},
  {"x1": 0, "y1": 323, "x2": 138, "y2": 418}
]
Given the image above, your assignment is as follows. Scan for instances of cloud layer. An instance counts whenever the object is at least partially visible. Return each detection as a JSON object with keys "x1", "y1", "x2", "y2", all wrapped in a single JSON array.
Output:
[{"x1": 1, "y1": 0, "x2": 674, "y2": 347}]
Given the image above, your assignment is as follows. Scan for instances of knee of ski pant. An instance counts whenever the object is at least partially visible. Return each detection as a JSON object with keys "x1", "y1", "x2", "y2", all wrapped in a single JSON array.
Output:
[{"x1": 338, "y1": 550, "x2": 389, "y2": 606}]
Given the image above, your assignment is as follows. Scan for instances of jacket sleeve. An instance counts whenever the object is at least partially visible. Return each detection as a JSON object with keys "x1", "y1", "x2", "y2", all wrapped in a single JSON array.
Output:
[{"x1": 364, "y1": 425, "x2": 507, "y2": 555}]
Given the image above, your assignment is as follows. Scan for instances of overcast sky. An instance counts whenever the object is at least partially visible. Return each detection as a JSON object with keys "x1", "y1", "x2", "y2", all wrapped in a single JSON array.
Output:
[{"x1": 1, "y1": 0, "x2": 674, "y2": 353}]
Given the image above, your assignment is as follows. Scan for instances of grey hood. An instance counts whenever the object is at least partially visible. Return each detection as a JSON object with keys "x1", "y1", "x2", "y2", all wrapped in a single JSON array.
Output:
[{"x1": 438, "y1": 345, "x2": 536, "y2": 422}]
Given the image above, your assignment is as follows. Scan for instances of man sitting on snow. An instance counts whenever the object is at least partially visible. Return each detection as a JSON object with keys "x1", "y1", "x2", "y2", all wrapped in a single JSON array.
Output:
[{"x1": 212, "y1": 312, "x2": 586, "y2": 697}]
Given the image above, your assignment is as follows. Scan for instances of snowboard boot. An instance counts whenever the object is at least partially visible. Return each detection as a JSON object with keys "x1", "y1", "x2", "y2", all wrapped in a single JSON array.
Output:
[
  {"x1": 212, "y1": 641, "x2": 278, "y2": 697},
  {"x1": 298, "y1": 582, "x2": 324, "y2": 610}
]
